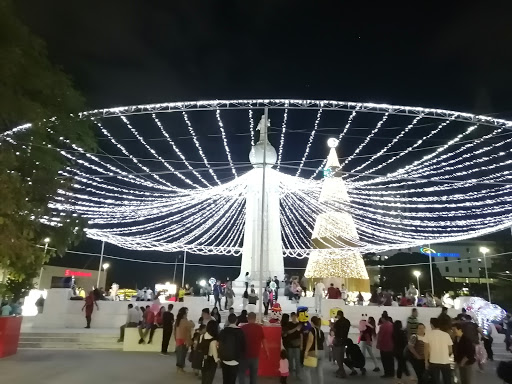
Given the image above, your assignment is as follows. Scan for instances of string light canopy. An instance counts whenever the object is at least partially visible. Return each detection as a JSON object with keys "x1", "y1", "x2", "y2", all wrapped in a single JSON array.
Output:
[{"x1": 3, "y1": 99, "x2": 512, "y2": 258}]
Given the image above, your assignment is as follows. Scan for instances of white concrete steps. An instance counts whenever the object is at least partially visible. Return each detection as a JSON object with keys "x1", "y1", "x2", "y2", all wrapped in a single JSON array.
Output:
[{"x1": 19, "y1": 332, "x2": 121, "y2": 350}]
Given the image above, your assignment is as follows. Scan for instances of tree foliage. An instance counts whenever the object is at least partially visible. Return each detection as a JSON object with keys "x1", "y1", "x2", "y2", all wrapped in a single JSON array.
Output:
[{"x1": 0, "y1": 0, "x2": 95, "y2": 295}]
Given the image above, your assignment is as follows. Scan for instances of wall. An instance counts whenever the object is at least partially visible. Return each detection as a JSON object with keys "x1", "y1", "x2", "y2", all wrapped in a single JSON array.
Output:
[{"x1": 37, "y1": 265, "x2": 106, "y2": 292}]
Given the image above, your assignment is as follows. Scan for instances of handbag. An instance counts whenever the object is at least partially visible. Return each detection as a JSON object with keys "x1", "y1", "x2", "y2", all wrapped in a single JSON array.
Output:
[{"x1": 303, "y1": 328, "x2": 318, "y2": 368}]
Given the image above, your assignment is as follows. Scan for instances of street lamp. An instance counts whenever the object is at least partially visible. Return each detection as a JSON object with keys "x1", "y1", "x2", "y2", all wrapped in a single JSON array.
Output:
[
  {"x1": 479, "y1": 246, "x2": 491, "y2": 303},
  {"x1": 38, "y1": 237, "x2": 51, "y2": 289},
  {"x1": 97, "y1": 262, "x2": 110, "y2": 289},
  {"x1": 413, "y1": 270, "x2": 421, "y2": 296}
]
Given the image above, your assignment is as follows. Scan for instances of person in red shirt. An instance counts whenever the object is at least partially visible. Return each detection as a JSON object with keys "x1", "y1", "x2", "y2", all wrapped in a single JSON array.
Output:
[
  {"x1": 138, "y1": 305, "x2": 155, "y2": 344},
  {"x1": 327, "y1": 284, "x2": 337, "y2": 299},
  {"x1": 148, "y1": 306, "x2": 165, "y2": 344},
  {"x1": 376, "y1": 316, "x2": 394, "y2": 378},
  {"x1": 239, "y1": 312, "x2": 269, "y2": 384}
]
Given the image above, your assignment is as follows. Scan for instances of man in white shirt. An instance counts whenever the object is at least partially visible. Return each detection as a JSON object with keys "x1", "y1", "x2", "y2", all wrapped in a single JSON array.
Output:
[
  {"x1": 424, "y1": 317, "x2": 453, "y2": 384},
  {"x1": 118, "y1": 304, "x2": 140, "y2": 342},
  {"x1": 315, "y1": 281, "x2": 325, "y2": 314},
  {"x1": 340, "y1": 284, "x2": 348, "y2": 302}
]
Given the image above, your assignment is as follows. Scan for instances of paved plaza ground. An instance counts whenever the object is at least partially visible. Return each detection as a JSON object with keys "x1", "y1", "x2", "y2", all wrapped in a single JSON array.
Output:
[{"x1": 0, "y1": 349, "x2": 507, "y2": 384}]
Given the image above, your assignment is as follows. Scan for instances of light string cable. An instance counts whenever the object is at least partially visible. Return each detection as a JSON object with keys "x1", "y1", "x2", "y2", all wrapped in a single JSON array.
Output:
[
  {"x1": 182, "y1": 111, "x2": 221, "y2": 185},
  {"x1": 296, "y1": 107, "x2": 323, "y2": 177},
  {"x1": 276, "y1": 106, "x2": 289, "y2": 171},
  {"x1": 152, "y1": 113, "x2": 211, "y2": 187},
  {"x1": 215, "y1": 109, "x2": 237, "y2": 178},
  {"x1": 340, "y1": 112, "x2": 389, "y2": 169},
  {"x1": 120, "y1": 115, "x2": 201, "y2": 188}
]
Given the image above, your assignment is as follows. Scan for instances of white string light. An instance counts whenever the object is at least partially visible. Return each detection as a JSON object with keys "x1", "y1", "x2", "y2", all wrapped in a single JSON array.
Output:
[
  {"x1": 215, "y1": 109, "x2": 237, "y2": 178},
  {"x1": 296, "y1": 107, "x2": 323, "y2": 176},
  {"x1": 276, "y1": 108, "x2": 288, "y2": 171}
]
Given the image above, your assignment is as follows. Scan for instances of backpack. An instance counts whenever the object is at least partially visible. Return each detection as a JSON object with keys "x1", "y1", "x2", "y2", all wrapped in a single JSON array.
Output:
[{"x1": 218, "y1": 327, "x2": 244, "y2": 362}]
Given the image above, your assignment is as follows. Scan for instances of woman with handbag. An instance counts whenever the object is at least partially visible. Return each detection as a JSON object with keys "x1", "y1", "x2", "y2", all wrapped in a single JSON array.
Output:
[{"x1": 303, "y1": 316, "x2": 325, "y2": 384}]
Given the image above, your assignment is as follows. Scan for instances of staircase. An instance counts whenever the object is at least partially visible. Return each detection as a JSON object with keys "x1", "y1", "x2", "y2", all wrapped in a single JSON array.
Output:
[{"x1": 19, "y1": 332, "x2": 121, "y2": 350}]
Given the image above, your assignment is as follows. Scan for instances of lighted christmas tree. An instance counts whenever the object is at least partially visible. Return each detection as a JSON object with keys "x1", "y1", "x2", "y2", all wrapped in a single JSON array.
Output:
[{"x1": 305, "y1": 139, "x2": 370, "y2": 293}]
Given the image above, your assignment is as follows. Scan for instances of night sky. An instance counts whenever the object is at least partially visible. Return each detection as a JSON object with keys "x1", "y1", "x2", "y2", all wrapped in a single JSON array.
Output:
[{"x1": 14, "y1": 1, "x2": 512, "y2": 288}]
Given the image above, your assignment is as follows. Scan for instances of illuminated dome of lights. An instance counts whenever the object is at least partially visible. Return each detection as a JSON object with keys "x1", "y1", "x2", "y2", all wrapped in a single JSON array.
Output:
[{"x1": 4, "y1": 99, "x2": 512, "y2": 258}]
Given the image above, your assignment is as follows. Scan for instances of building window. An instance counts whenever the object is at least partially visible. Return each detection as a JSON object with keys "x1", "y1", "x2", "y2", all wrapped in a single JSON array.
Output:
[
  {"x1": 469, "y1": 267, "x2": 473, "y2": 273},
  {"x1": 458, "y1": 258, "x2": 461, "y2": 263},
  {"x1": 466, "y1": 247, "x2": 470, "y2": 253},
  {"x1": 459, "y1": 268, "x2": 462, "y2": 273},
  {"x1": 444, "y1": 257, "x2": 448, "y2": 261},
  {"x1": 467, "y1": 259, "x2": 471, "y2": 263},
  {"x1": 445, "y1": 267, "x2": 449, "y2": 273}
]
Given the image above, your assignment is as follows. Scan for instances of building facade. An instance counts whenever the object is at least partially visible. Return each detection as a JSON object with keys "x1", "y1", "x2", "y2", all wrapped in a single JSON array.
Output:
[{"x1": 37, "y1": 265, "x2": 106, "y2": 291}]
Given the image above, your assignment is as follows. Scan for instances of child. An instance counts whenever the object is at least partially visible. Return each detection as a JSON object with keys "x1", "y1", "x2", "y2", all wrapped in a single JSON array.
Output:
[
  {"x1": 279, "y1": 349, "x2": 289, "y2": 384},
  {"x1": 327, "y1": 329, "x2": 336, "y2": 364},
  {"x1": 190, "y1": 324, "x2": 206, "y2": 377}
]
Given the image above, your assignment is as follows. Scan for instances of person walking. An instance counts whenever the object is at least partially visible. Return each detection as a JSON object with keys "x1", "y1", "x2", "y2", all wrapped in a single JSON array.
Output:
[
  {"x1": 219, "y1": 313, "x2": 246, "y2": 384},
  {"x1": 332, "y1": 310, "x2": 350, "y2": 378},
  {"x1": 201, "y1": 320, "x2": 220, "y2": 384},
  {"x1": 377, "y1": 315, "x2": 394, "y2": 378},
  {"x1": 408, "y1": 323, "x2": 427, "y2": 384},
  {"x1": 161, "y1": 304, "x2": 174, "y2": 355},
  {"x1": 314, "y1": 280, "x2": 325, "y2": 315},
  {"x1": 303, "y1": 316, "x2": 325, "y2": 384},
  {"x1": 425, "y1": 317, "x2": 453, "y2": 384},
  {"x1": 213, "y1": 281, "x2": 223, "y2": 310},
  {"x1": 239, "y1": 312, "x2": 269, "y2": 384},
  {"x1": 452, "y1": 323, "x2": 476, "y2": 384},
  {"x1": 393, "y1": 320, "x2": 410, "y2": 383},
  {"x1": 82, "y1": 291, "x2": 99, "y2": 328},
  {"x1": 175, "y1": 307, "x2": 194, "y2": 373},
  {"x1": 360, "y1": 316, "x2": 380, "y2": 372},
  {"x1": 118, "y1": 304, "x2": 139, "y2": 342}
]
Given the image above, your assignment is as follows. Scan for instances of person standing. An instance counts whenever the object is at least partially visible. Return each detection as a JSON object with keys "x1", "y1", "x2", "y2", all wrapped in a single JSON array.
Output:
[
  {"x1": 376, "y1": 315, "x2": 394, "y2": 378},
  {"x1": 213, "y1": 281, "x2": 223, "y2": 310},
  {"x1": 219, "y1": 313, "x2": 246, "y2": 384},
  {"x1": 327, "y1": 283, "x2": 337, "y2": 299},
  {"x1": 452, "y1": 323, "x2": 476, "y2": 384},
  {"x1": 360, "y1": 316, "x2": 380, "y2": 372},
  {"x1": 438, "y1": 306, "x2": 452, "y2": 333},
  {"x1": 263, "y1": 288, "x2": 270, "y2": 316},
  {"x1": 408, "y1": 323, "x2": 427, "y2": 384},
  {"x1": 118, "y1": 304, "x2": 140, "y2": 342},
  {"x1": 314, "y1": 280, "x2": 325, "y2": 315},
  {"x1": 175, "y1": 307, "x2": 194, "y2": 373},
  {"x1": 201, "y1": 320, "x2": 220, "y2": 384},
  {"x1": 407, "y1": 308, "x2": 419, "y2": 337},
  {"x1": 225, "y1": 285, "x2": 235, "y2": 310},
  {"x1": 393, "y1": 320, "x2": 410, "y2": 383},
  {"x1": 425, "y1": 317, "x2": 453, "y2": 384},
  {"x1": 333, "y1": 310, "x2": 350, "y2": 378},
  {"x1": 244, "y1": 272, "x2": 251, "y2": 290},
  {"x1": 161, "y1": 304, "x2": 174, "y2": 355},
  {"x1": 303, "y1": 316, "x2": 325, "y2": 384},
  {"x1": 279, "y1": 349, "x2": 289, "y2": 384},
  {"x1": 273, "y1": 276, "x2": 280, "y2": 301},
  {"x1": 285, "y1": 312, "x2": 303, "y2": 378},
  {"x1": 211, "y1": 307, "x2": 221, "y2": 324},
  {"x1": 300, "y1": 276, "x2": 308, "y2": 295},
  {"x1": 340, "y1": 284, "x2": 348, "y2": 303},
  {"x1": 35, "y1": 295, "x2": 45, "y2": 314},
  {"x1": 239, "y1": 312, "x2": 269, "y2": 384},
  {"x1": 82, "y1": 291, "x2": 99, "y2": 329}
]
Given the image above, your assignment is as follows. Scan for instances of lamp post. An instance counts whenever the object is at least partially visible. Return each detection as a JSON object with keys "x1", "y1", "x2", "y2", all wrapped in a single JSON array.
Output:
[
  {"x1": 100, "y1": 263, "x2": 110, "y2": 289},
  {"x1": 413, "y1": 270, "x2": 421, "y2": 296},
  {"x1": 96, "y1": 241, "x2": 105, "y2": 288},
  {"x1": 479, "y1": 246, "x2": 491, "y2": 303},
  {"x1": 37, "y1": 237, "x2": 51, "y2": 289}
]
